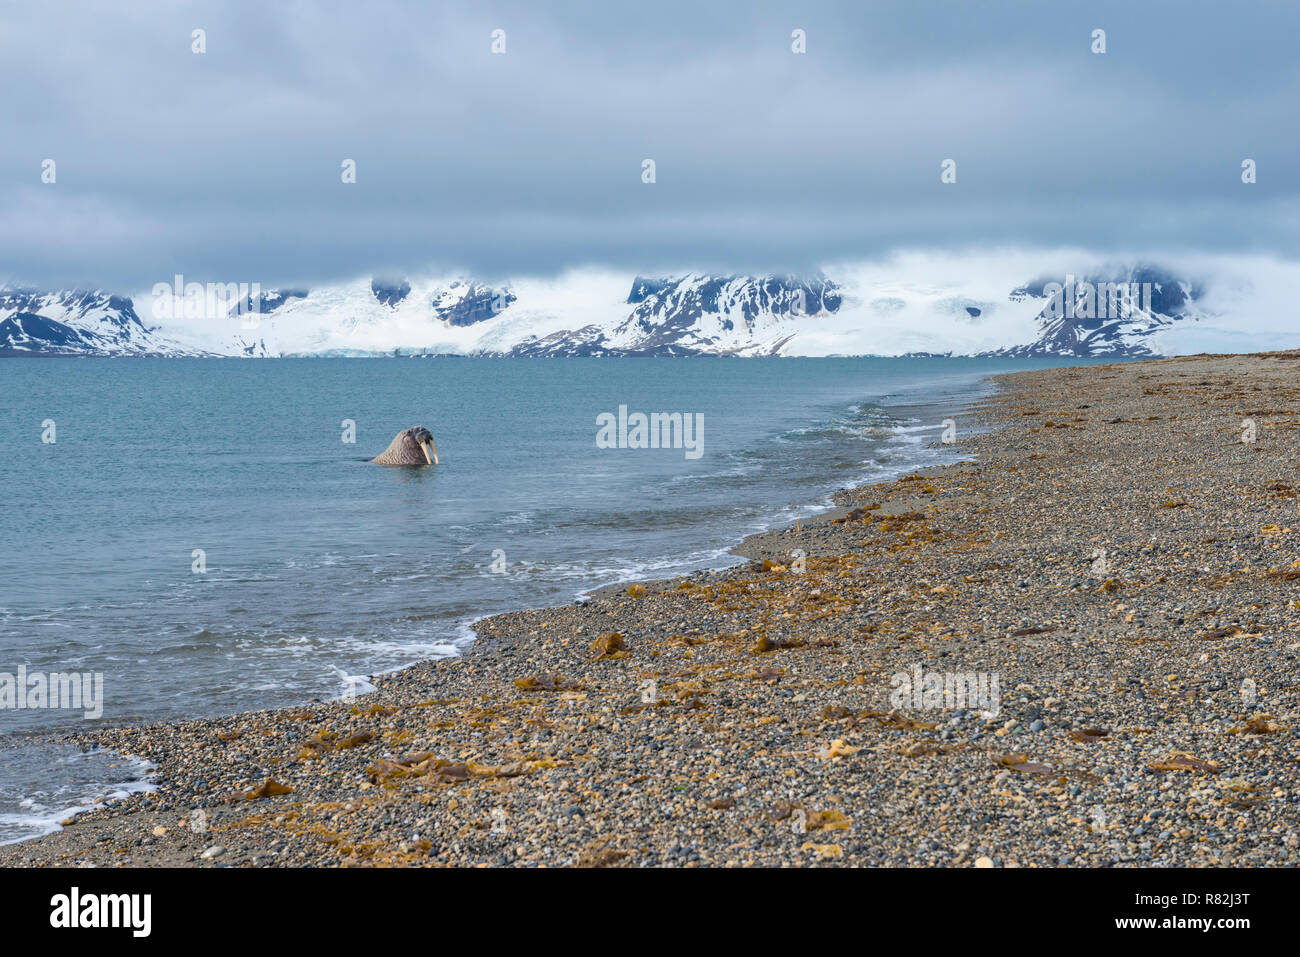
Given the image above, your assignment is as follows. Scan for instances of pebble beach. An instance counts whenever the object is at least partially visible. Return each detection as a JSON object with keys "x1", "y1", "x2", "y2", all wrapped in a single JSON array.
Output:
[{"x1": 6, "y1": 351, "x2": 1300, "y2": 868}]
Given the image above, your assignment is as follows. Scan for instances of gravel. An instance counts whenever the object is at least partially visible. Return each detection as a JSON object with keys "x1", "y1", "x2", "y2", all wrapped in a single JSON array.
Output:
[{"x1": 4, "y1": 351, "x2": 1300, "y2": 868}]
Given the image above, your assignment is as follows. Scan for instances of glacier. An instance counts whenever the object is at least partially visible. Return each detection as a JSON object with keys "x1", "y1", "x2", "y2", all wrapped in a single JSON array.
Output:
[{"x1": 3, "y1": 250, "x2": 1297, "y2": 359}]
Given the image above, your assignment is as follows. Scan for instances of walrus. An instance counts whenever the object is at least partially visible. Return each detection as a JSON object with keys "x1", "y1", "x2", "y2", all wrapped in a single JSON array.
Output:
[{"x1": 372, "y1": 426, "x2": 439, "y2": 466}]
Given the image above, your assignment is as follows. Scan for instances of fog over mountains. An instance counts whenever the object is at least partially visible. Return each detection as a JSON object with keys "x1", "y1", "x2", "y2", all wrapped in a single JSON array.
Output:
[{"x1": 3, "y1": 252, "x2": 1297, "y2": 359}]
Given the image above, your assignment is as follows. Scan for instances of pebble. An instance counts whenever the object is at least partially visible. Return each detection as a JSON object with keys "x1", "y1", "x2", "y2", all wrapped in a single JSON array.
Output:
[{"x1": 5, "y1": 354, "x2": 1298, "y2": 870}]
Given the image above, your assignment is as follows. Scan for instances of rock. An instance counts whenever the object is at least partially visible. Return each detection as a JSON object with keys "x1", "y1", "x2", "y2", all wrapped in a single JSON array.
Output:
[{"x1": 201, "y1": 845, "x2": 225, "y2": 859}]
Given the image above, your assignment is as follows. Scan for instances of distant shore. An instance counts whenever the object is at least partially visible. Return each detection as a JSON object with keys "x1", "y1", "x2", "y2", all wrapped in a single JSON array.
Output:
[{"x1": 5, "y1": 351, "x2": 1300, "y2": 867}]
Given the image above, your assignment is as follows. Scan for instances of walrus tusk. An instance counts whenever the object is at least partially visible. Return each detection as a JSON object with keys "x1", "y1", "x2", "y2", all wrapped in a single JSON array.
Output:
[
  {"x1": 421, "y1": 442, "x2": 432, "y2": 465},
  {"x1": 427, "y1": 440, "x2": 439, "y2": 465}
]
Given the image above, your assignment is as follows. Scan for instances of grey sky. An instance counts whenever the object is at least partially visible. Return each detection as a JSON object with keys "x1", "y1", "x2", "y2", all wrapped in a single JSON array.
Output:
[{"x1": 1, "y1": 0, "x2": 1297, "y2": 288}]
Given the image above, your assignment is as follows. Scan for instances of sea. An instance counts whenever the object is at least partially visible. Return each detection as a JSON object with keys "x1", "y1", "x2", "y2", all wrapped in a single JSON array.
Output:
[{"x1": 0, "y1": 355, "x2": 1099, "y2": 842}]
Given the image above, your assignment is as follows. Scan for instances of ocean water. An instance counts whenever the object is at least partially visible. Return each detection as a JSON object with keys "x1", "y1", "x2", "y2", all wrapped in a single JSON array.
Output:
[{"x1": 0, "y1": 355, "x2": 1091, "y2": 841}]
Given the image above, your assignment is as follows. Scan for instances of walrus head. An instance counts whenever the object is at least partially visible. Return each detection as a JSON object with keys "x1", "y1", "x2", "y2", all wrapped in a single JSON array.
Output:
[{"x1": 372, "y1": 426, "x2": 439, "y2": 466}]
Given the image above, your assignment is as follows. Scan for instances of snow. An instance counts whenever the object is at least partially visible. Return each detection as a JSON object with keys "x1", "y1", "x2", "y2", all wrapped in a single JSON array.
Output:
[{"x1": 8, "y1": 249, "x2": 1300, "y2": 358}]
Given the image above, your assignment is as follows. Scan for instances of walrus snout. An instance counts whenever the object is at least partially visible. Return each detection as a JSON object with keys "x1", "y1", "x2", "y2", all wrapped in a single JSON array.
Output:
[
  {"x1": 372, "y1": 426, "x2": 439, "y2": 467},
  {"x1": 411, "y1": 427, "x2": 437, "y2": 465}
]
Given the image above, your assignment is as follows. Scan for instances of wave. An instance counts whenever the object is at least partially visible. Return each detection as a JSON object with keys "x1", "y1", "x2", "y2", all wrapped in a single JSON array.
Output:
[{"x1": 0, "y1": 743, "x2": 156, "y2": 846}]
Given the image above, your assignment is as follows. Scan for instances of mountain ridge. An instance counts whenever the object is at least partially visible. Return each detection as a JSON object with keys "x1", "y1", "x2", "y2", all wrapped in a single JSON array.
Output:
[{"x1": 2, "y1": 260, "x2": 1288, "y2": 358}]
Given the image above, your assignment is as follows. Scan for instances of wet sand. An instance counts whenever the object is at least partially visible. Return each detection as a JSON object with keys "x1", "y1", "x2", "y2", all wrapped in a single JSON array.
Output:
[{"x1": 5, "y1": 351, "x2": 1300, "y2": 867}]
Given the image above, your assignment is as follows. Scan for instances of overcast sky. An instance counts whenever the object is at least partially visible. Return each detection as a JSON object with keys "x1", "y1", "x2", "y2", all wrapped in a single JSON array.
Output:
[{"x1": 2, "y1": 0, "x2": 1297, "y2": 289}]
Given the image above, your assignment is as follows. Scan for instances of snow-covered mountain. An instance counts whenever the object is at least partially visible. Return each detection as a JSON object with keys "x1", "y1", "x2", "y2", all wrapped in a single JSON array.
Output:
[
  {"x1": 990, "y1": 266, "x2": 1208, "y2": 358},
  {"x1": 505, "y1": 274, "x2": 844, "y2": 357},
  {"x1": 0, "y1": 289, "x2": 189, "y2": 356},
  {"x1": 4, "y1": 253, "x2": 1297, "y2": 358}
]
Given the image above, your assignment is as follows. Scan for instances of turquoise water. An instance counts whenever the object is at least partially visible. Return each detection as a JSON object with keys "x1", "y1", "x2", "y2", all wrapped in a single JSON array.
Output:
[{"x1": 0, "y1": 355, "x2": 1093, "y2": 840}]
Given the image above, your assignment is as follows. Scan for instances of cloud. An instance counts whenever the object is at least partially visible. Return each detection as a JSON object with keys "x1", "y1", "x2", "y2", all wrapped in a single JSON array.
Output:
[{"x1": 1, "y1": 0, "x2": 1298, "y2": 287}]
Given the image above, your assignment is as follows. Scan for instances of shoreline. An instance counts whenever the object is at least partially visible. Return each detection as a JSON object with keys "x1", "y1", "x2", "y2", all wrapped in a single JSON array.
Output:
[
  {"x1": 0, "y1": 370, "x2": 990, "y2": 848},
  {"x1": 6, "y1": 351, "x2": 1300, "y2": 866},
  {"x1": 2, "y1": 376, "x2": 990, "y2": 845},
  {"x1": 570, "y1": 384, "x2": 997, "y2": 607}
]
